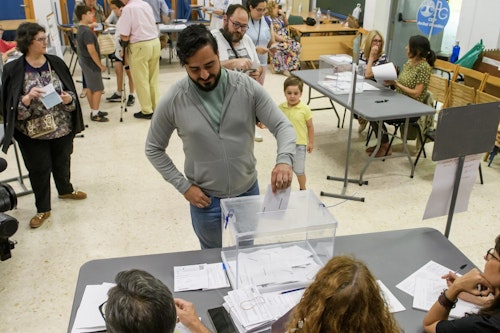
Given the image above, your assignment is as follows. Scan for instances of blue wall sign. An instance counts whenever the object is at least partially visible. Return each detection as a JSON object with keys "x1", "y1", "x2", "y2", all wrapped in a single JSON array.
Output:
[{"x1": 416, "y1": 0, "x2": 450, "y2": 35}]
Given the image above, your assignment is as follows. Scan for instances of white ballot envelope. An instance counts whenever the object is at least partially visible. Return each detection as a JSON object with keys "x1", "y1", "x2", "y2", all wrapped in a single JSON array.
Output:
[{"x1": 40, "y1": 83, "x2": 63, "y2": 109}]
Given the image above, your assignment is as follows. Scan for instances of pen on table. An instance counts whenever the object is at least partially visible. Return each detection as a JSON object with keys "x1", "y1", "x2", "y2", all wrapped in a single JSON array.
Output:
[
  {"x1": 454, "y1": 264, "x2": 467, "y2": 275},
  {"x1": 280, "y1": 287, "x2": 305, "y2": 295}
]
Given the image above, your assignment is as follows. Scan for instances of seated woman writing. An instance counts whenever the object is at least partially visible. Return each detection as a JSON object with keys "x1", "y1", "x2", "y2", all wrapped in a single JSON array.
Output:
[
  {"x1": 286, "y1": 256, "x2": 401, "y2": 333},
  {"x1": 423, "y1": 234, "x2": 500, "y2": 333},
  {"x1": 266, "y1": 0, "x2": 301, "y2": 76}
]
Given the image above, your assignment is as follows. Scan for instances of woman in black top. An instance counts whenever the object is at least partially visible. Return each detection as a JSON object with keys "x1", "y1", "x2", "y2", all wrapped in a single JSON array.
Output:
[{"x1": 423, "y1": 234, "x2": 500, "y2": 333}]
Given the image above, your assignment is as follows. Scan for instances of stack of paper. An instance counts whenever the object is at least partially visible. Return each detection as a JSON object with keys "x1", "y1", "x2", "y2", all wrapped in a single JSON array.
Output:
[
  {"x1": 228, "y1": 245, "x2": 321, "y2": 289},
  {"x1": 174, "y1": 262, "x2": 230, "y2": 292},
  {"x1": 396, "y1": 260, "x2": 479, "y2": 318},
  {"x1": 223, "y1": 285, "x2": 304, "y2": 333}
]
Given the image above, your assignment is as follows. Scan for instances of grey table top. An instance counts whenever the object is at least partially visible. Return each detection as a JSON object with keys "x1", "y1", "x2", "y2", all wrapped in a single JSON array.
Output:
[
  {"x1": 68, "y1": 228, "x2": 475, "y2": 333},
  {"x1": 293, "y1": 70, "x2": 436, "y2": 121}
]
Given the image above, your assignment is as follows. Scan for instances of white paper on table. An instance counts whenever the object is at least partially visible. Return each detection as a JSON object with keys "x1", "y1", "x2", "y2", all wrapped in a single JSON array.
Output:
[
  {"x1": 206, "y1": 262, "x2": 230, "y2": 289},
  {"x1": 372, "y1": 62, "x2": 398, "y2": 82},
  {"x1": 413, "y1": 277, "x2": 479, "y2": 318},
  {"x1": 396, "y1": 260, "x2": 454, "y2": 296},
  {"x1": 377, "y1": 280, "x2": 405, "y2": 313},
  {"x1": 71, "y1": 282, "x2": 115, "y2": 333},
  {"x1": 174, "y1": 264, "x2": 209, "y2": 291},
  {"x1": 423, "y1": 154, "x2": 482, "y2": 219},
  {"x1": 261, "y1": 184, "x2": 291, "y2": 212},
  {"x1": 40, "y1": 83, "x2": 63, "y2": 109}
]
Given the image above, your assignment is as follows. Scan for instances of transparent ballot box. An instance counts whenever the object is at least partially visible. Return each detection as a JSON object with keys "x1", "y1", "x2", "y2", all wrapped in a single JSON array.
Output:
[
  {"x1": 220, "y1": 190, "x2": 338, "y2": 292},
  {"x1": 318, "y1": 54, "x2": 365, "y2": 94}
]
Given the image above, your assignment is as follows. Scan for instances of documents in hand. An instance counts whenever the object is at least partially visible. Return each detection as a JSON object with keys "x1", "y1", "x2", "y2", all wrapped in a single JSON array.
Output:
[
  {"x1": 372, "y1": 62, "x2": 398, "y2": 82},
  {"x1": 40, "y1": 83, "x2": 63, "y2": 109},
  {"x1": 396, "y1": 260, "x2": 479, "y2": 318},
  {"x1": 261, "y1": 184, "x2": 291, "y2": 212},
  {"x1": 174, "y1": 262, "x2": 230, "y2": 292}
]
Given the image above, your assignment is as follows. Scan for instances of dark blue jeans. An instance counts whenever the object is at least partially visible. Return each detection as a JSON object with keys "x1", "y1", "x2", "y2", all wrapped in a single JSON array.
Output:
[{"x1": 190, "y1": 181, "x2": 259, "y2": 249}]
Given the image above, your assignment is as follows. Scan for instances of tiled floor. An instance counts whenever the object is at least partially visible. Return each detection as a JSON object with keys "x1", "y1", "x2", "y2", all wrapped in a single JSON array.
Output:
[{"x1": 0, "y1": 57, "x2": 498, "y2": 332}]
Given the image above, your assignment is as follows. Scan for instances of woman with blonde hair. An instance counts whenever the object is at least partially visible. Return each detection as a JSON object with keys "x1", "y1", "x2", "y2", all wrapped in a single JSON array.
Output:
[
  {"x1": 357, "y1": 30, "x2": 388, "y2": 133},
  {"x1": 286, "y1": 256, "x2": 401, "y2": 333}
]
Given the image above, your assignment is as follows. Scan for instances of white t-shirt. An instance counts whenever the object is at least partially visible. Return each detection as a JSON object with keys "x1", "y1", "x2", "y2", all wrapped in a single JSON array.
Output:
[{"x1": 211, "y1": 29, "x2": 260, "y2": 68}]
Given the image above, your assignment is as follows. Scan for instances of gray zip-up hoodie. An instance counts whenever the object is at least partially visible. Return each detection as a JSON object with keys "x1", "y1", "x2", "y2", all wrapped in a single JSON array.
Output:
[{"x1": 146, "y1": 68, "x2": 296, "y2": 198}]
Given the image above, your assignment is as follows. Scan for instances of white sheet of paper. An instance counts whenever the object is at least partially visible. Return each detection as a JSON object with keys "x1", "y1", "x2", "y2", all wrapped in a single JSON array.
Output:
[
  {"x1": 396, "y1": 260, "x2": 453, "y2": 296},
  {"x1": 261, "y1": 184, "x2": 291, "y2": 212},
  {"x1": 413, "y1": 277, "x2": 479, "y2": 318},
  {"x1": 372, "y1": 62, "x2": 398, "y2": 82},
  {"x1": 377, "y1": 280, "x2": 406, "y2": 313},
  {"x1": 71, "y1": 283, "x2": 115, "y2": 333},
  {"x1": 40, "y1": 83, "x2": 63, "y2": 109},
  {"x1": 423, "y1": 154, "x2": 482, "y2": 219},
  {"x1": 206, "y1": 262, "x2": 230, "y2": 290},
  {"x1": 174, "y1": 264, "x2": 209, "y2": 291}
]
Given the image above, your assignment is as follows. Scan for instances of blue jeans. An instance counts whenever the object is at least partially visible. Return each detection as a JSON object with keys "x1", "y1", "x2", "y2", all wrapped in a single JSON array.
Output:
[{"x1": 190, "y1": 181, "x2": 260, "y2": 249}]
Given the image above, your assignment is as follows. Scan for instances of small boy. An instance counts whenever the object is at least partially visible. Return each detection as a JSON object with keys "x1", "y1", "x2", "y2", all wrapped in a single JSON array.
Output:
[
  {"x1": 279, "y1": 77, "x2": 314, "y2": 190},
  {"x1": 75, "y1": 4, "x2": 109, "y2": 122}
]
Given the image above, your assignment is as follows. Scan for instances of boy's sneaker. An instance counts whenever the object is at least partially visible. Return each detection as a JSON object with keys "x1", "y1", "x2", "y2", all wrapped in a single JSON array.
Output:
[
  {"x1": 106, "y1": 92, "x2": 122, "y2": 102},
  {"x1": 127, "y1": 95, "x2": 135, "y2": 106}
]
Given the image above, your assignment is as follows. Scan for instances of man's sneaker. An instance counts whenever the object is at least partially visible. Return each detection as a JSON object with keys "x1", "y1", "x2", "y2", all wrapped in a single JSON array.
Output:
[
  {"x1": 106, "y1": 92, "x2": 122, "y2": 102},
  {"x1": 127, "y1": 95, "x2": 135, "y2": 106}
]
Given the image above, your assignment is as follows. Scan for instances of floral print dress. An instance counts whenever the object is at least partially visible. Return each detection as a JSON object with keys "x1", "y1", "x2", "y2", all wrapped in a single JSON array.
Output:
[{"x1": 271, "y1": 16, "x2": 301, "y2": 73}]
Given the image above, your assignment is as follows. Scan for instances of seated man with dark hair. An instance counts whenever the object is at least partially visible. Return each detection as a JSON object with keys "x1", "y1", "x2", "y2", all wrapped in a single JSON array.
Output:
[{"x1": 104, "y1": 269, "x2": 210, "y2": 333}]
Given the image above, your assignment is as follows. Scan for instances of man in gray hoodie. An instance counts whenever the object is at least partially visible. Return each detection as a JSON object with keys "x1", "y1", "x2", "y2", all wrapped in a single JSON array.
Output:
[{"x1": 146, "y1": 24, "x2": 295, "y2": 249}]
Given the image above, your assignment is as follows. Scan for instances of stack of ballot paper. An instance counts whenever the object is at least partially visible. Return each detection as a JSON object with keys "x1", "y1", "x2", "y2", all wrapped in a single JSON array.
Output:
[
  {"x1": 396, "y1": 260, "x2": 480, "y2": 318},
  {"x1": 223, "y1": 285, "x2": 304, "y2": 333},
  {"x1": 226, "y1": 245, "x2": 322, "y2": 290},
  {"x1": 174, "y1": 262, "x2": 230, "y2": 292}
]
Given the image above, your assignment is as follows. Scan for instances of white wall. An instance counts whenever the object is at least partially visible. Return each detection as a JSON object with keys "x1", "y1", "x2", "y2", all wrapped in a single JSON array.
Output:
[
  {"x1": 33, "y1": 0, "x2": 62, "y2": 27},
  {"x1": 363, "y1": 0, "x2": 391, "y2": 35},
  {"x1": 456, "y1": 0, "x2": 500, "y2": 55}
]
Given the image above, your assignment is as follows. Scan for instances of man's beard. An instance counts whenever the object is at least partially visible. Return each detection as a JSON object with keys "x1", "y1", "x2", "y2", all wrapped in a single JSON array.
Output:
[
  {"x1": 190, "y1": 68, "x2": 222, "y2": 92},
  {"x1": 222, "y1": 25, "x2": 243, "y2": 44}
]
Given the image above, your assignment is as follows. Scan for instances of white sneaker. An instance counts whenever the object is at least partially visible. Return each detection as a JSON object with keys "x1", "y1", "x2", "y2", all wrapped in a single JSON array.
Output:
[{"x1": 254, "y1": 131, "x2": 263, "y2": 142}]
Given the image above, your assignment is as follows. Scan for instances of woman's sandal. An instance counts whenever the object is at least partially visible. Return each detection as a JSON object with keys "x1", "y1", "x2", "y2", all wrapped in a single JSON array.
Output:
[{"x1": 79, "y1": 89, "x2": 87, "y2": 98}]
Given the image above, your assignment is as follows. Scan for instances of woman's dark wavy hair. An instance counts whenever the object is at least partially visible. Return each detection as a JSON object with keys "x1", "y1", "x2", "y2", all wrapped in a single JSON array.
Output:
[
  {"x1": 408, "y1": 35, "x2": 436, "y2": 67},
  {"x1": 478, "y1": 234, "x2": 500, "y2": 316},
  {"x1": 246, "y1": 0, "x2": 267, "y2": 11},
  {"x1": 286, "y1": 256, "x2": 401, "y2": 333},
  {"x1": 15, "y1": 22, "x2": 45, "y2": 55},
  {"x1": 176, "y1": 24, "x2": 218, "y2": 66}
]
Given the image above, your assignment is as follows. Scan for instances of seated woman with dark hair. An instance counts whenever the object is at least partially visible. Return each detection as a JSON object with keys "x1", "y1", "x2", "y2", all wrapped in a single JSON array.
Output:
[
  {"x1": 423, "y1": 234, "x2": 500, "y2": 333},
  {"x1": 286, "y1": 256, "x2": 401, "y2": 333}
]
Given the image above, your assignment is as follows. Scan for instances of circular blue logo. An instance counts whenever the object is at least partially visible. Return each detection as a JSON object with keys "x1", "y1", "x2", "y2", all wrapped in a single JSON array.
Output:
[{"x1": 416, "y1": 0, "x2": 450, "y2": 35}]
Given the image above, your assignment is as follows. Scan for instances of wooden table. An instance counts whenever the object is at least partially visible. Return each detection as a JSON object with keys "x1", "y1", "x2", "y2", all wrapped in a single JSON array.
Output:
[
  {"x1": 0, "y1": 19, "x2": 36, "y2": 31},
  {"x1": 290, "y1": 11, "x2": 339, "y2": 24},
  {"x1": 289, "y1": 24, "x2": 358, "y2": 67}
]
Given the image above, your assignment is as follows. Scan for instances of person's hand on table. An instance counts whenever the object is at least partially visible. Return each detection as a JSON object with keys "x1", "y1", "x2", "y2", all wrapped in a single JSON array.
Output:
[
  {"x1": 271, "y1": 163, "x2": 293, "y2": 193},
  {"x1": 384, "y1": 80, "x2": 396, "y2": 86},
  {"x1": 184, "y1": 185, "x2": 211, "y2": 208},
  {"x1": 175, "y1": 298, "x2": 211, "y2": 333}
]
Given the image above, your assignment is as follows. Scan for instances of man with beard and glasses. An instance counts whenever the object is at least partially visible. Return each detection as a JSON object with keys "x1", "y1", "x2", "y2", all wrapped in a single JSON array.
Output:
[
  {"x1": 211, "y1": 4, "x2": 263, "y2": 83},
  {"x1": 145, "y1": 24, "x2": 295, "y2": 249}
]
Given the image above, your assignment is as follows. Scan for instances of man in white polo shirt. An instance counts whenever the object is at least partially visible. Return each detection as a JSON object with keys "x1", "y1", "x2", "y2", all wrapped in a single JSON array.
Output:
[{"x1": 118, "y1": 0, "x2": 161, "y2": 119}]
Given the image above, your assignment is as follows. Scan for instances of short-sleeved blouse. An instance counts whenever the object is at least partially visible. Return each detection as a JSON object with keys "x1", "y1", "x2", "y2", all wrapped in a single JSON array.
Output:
[{"x1": 396, "y1": 59, "x2": 432, "y2": 102}]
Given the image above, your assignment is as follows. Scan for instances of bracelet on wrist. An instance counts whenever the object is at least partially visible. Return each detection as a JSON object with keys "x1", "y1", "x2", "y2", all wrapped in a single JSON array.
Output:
[{"x1": 438, "y1": 289, "x2": 457, "y2": 310}]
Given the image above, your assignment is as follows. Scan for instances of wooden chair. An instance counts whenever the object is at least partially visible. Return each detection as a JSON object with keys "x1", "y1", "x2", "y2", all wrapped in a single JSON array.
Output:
[
  {"x1": 444, "y1": 66, "x2": 487, "y2": 108},
  {"x1": 476, "y1": 90, "x2": 500, "y2": 165},
  {"x1": 479, "y1": 74, "x2": 500, "y2": 98}
]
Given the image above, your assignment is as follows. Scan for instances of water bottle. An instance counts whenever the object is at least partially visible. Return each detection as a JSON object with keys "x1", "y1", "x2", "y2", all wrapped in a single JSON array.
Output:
[
  {"x1": 298, "y1": 3, "x2": 302, "y2": 15},
  {"x1": 450, "y1": 41, "x2": 460, "y2": 63},
  {"x1": 316, "y1": 7, "x2": 321, "y2": 26}
]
